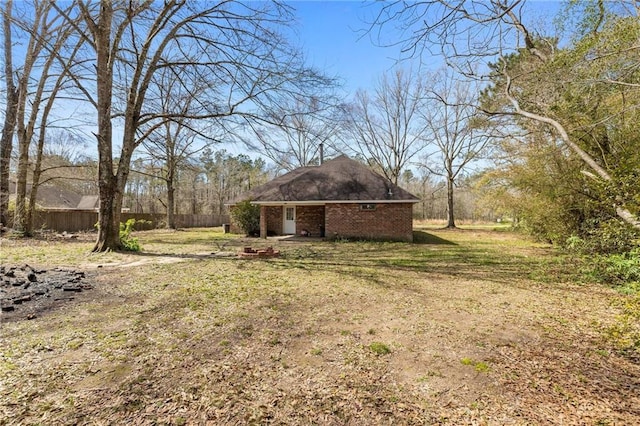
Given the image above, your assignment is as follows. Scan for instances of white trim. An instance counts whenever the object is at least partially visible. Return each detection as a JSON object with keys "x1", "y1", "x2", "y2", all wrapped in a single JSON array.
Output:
[{"x1": 251, "y1": 199, "x2": 418, "y2": 206}]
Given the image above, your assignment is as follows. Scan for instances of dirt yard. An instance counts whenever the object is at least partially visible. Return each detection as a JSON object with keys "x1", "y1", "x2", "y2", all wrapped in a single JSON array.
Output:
[{"x1": 0, "y1": 228, "x2": 638, "y2": 425}]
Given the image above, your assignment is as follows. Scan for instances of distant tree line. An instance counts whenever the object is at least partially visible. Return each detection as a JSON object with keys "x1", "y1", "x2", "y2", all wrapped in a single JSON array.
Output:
[{"x1": 124, "y1": 149, "x2": 269, "y2": 221}]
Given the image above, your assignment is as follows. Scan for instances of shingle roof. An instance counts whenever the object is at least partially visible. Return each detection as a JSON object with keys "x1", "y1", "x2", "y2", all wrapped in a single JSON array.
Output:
[
  {"x1": 240, "y1": 155, "x2": 419, "y2": 203},
  {"x1": 77, "y1": 195, "x2": 99, "y2": 210},
  {"x1": 9, "y1": 182, "x2": 82, "y2": 209}
]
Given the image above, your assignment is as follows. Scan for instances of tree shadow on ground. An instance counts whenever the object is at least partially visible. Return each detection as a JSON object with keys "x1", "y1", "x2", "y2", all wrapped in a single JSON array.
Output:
[{"x1": 412, "y1": 231, "x2": 457, "y2": 245}]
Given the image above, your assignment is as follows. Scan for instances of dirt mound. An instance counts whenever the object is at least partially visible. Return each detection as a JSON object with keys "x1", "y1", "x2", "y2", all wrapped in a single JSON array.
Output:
[{"x1": 0, "y1": 264, "x2": 94, "y2": 322}]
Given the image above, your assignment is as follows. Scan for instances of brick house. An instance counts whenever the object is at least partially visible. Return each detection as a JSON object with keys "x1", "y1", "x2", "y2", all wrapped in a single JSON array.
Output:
[{"x1": 233, "y1": 155, "x2": 419, "y2": 242}]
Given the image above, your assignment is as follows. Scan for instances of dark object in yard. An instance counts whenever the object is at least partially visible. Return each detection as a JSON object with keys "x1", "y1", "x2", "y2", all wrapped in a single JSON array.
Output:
[
  {"x1": 238, "y1": 246, "x2": 280, "y2": 258},
  {"x1": 1, "y1": 265, "x2": 95, "y2": 321}
]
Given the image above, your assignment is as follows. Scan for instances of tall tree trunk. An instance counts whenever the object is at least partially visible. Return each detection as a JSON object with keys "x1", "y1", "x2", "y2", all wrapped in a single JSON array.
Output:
[
  {"x1": 0, "y1": 108, "x2": 16, "y2": 229},
  {"x1": 27, "y1": 175, "x2": 40, "y2": 235},
  {"x1": 0, "y1": 0, "x2": 16, "y2": 228},
  {"x1": 163, "y1": 132, "x2": 176, "y2": 228},
  {"x1": 27, "y1": 84, "x2": 61, "y2": 236},
  {"x1": 446, "y1": 176, "x2": 456, "y2": 228},
  {"x1": 191, "y1": 178, "x2": 197, "y2": 215},
  {"x1": 166, "y1": 179, "x2": 175, "y2": 229},
  {"x1": 12, "y1": 2, "x2": 47, "y2": 237},
  {"x1": 95, "y1": 181, "x2": 120, "y2": 252},
  {"x1": 13, "y1": 126, "x2": 29, "y2": 235},
  {"x1": 93, "y1": 1, "x2": 120, "y2": 252},
  {"x1": 14, "y1": 1, "x2": 72, "y2": 237}
]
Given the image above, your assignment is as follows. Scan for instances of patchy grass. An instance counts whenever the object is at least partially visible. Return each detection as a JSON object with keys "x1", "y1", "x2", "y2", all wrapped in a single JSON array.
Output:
[
  {"x1": 1, "y1": 227, "x2": 639, "y2": 425},
  {"x1": 460, "y1": 357, "x2": 490, "y2": 373},
  {"x1": 368, "y1": 342, "x2": 392, "y2": 356}
]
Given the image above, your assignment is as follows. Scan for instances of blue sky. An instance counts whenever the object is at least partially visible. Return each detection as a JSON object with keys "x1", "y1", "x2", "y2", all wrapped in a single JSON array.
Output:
[
  {"x1": 288, "y1": 0, "x2": 563, "y2": 97},
  {"x1": 291, "y1": 1, "x2": 410, "y2": 95}
]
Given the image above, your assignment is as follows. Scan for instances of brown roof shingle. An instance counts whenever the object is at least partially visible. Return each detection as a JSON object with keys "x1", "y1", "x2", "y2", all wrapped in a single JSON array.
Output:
[
  {"x1": 9, "y1": 182, "x2": 82, "y2": 209},
  {"x1": 241, "y1": 155, "x2": 418, "y2": 203}
]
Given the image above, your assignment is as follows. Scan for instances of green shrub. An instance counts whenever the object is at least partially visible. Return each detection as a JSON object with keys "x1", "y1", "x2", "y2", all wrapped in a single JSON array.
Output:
[
  {"x1": 120, "y1": 219, "x2": 144, "y2": 252},
  {"x1": 229, "y1": 200, "x2": 260, "y2": 236},
  {"x1": 606, "y1": 293, "x2": 640, "y2": 354},
  {"x1": 568, "y1": 219, "x2": 640, "y2": 255},
  {"x1": 586, "y1": 248, "x2": 640, "y2": 288}
]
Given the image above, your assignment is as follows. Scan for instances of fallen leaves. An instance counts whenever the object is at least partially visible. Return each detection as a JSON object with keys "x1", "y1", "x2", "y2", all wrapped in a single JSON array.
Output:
[{"x1": 1, "y1": 228, "x2": 638, "y2": 424}]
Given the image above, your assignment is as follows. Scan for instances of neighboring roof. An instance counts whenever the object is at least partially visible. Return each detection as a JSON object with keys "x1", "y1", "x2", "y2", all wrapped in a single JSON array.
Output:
[
  {"x1": 239, "y1": 155, "x2": 419, "y2": 204},
  {"x1": 9, "y1": 182, "x2": 83, "y2": 209},
  {"x1": 77, "y1": 195, "x2": 99, "y2": 210}
]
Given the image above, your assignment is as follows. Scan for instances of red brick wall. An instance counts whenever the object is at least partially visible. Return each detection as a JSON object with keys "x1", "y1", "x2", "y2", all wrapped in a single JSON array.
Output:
[
  {"x1": 264, "y1": 206, "x2": 283, "y2": 236},
  {"x1": 325, "y1": 203, "x2": 414, "y2": 242},
  {"x1": 296, "y1": 205, "x2": 325, "y2": 237}
]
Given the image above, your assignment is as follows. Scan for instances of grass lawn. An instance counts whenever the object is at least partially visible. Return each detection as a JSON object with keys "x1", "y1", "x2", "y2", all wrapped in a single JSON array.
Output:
[{"x1": 1, "y1": 227, "x2": 638, "y2": 425}]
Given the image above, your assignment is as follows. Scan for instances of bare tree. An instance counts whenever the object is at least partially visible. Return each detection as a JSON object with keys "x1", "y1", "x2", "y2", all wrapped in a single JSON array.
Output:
[
  {"x1": 397, "y1": 167, "x2": 445, "y2": 220},
  {"x1": 56, "y1": 0, "x2": 331, "y2": 251},
  {"x1": 369, "y1": 0, "x2": 640, "y2": 228},
  {"x1": 244, "y1": 94, "x2": 346, "y2": 171},
  {"x1": 138, "y1": 68, "x2": 215, "y2": 229},
  {"x1": 10, "y1": 1, "x2": 80, "y2": 235},
  {"x1": 346, "y1": 68, "x2": 428, "y2": 184},
  {"x1": 0, "y1": 0, "x2": 81, "y2": 234},
  {"x1": 0, "y1": 0, "x2": 17, "y2": 227},
  {"x1": 422, "y1": 70, "x2": 490, "y2": 228}
]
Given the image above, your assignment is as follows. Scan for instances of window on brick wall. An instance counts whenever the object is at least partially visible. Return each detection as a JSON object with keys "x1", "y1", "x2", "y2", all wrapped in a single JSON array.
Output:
[{"x1": 360, "y1": 203, "x2": 376, "y2": 211}]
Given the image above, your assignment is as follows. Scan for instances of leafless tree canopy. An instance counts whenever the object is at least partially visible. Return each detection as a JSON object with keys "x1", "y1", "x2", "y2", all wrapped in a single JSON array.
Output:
[
  {"x1": 346, "y1": 68, "x2": 428, "y2": 185},
  {"x1": 243, "y1": 95, "x2": 347, "y2": 172},
  {"x1": 368, "y1": 1, "x2": 531, "y2": 71},
  {"x1": 368, "y1": 0, "x2": 640, "y2": 229},
  {"x1": 421, "y1": 69, "x2": 491, "y2": 227},
  {"x1": 49, "y1": 0, "x2": 336, "y2": 251}
]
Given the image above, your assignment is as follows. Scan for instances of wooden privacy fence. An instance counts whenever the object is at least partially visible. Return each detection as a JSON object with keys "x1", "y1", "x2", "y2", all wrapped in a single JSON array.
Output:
[{"x1": 27, "y1": 210, "x2": 229, "y2": 233}]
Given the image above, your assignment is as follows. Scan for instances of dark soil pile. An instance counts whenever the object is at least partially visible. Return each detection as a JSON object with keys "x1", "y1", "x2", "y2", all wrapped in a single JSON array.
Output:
[{"x1": 1, "y1": 264, "x2": 94, "y2": 322}]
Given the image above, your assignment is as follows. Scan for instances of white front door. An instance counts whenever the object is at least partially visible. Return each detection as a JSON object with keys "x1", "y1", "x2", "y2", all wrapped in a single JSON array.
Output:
[{"x1": 283, "y1": 206, "x2": 296, "y2": 234}]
